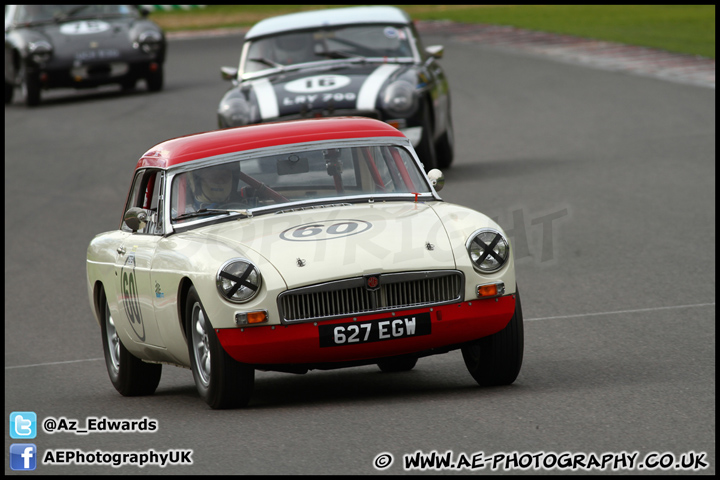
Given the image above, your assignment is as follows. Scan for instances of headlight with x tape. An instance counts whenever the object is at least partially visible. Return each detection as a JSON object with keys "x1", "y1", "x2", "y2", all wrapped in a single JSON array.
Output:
[
  {"x1": 466, "y1": 228, "x2": 510, "y2": 273},
  {"x1": 216, "y1": 259, "x2": 262, "y2": 303}
]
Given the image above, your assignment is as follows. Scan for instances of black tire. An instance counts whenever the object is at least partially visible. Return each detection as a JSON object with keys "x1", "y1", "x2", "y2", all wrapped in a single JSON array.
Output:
[
  {"x1": 5, "y1": 82, "x2": 13, "y2": 104},
  {"x1": 100, "y1": 292, "x2": 162, "y2": 396},
  {"x1": 146, "y1": 64, "x2": 164, "y2": 92},
  {"x1": 377, "y1": 356, "x2": 418, "y2": 373},
  {"x1": 22, "y1": 68, "x2": 41, "y2": 107},
  {"x1": 120, "y1": 78, "x2": 137, "y2": 92},
  {"x1": 415, "y1": 99, "x2": 437, "y2": 171},
  {"x1": 461, "y1": 289, "x2": 524, "y2": 386},
  {"x1": 435, "y1": 112, "x2": 454, "y2": 169},
  {"x1": 185, "y1": 286, "x2": 254, "y2": 409}
]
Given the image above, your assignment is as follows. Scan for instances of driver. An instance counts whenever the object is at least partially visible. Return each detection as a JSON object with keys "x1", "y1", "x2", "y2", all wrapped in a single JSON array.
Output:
[
  {"x1": 273, "y1": 32, "x2": 316, "y2": 65},
  {"x1": 189, "y1": 163, "x2": 236, "y2": 211}
]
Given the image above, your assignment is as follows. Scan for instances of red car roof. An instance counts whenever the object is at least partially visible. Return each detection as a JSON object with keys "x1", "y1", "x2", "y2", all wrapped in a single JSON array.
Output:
[{"x1": 136, "y1": 117, "x2": 406, "y2": 170}]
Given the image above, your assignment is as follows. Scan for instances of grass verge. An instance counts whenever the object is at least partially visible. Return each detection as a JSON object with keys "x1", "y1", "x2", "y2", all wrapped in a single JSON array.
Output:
[{"x1": 150, "y1": 5, "x2": 715, "y2": 59}]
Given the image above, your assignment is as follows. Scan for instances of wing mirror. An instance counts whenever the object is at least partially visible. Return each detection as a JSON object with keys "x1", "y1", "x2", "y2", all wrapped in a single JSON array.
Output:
[
  {"x1": 425, "y1": 45, "x2": 444, "y2": 59},
  {"x1": 427, "y1": 169, "x2": 445, "y2": 192},
  {"x1": 221, "y1": 66, "x2": 238, "y2": 81},
  {"x1": 124, "y1": 207, "x2": 149, "y2": 232}
]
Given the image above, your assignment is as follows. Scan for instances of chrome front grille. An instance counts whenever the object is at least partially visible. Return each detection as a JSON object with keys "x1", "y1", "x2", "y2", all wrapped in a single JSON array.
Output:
[{"x1": 278, "y1": 270, "x2": 464, "y2": 323}]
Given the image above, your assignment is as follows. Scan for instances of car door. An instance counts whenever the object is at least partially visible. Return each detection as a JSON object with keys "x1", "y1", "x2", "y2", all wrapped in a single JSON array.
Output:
[{"x1": 113, "y1": 168, "x2": 166, "y2": 347}]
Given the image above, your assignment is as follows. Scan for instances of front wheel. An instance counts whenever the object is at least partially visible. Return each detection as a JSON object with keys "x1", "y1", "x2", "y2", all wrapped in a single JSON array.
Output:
[
  {"x1": 146, "y1": 64, "x2": 163, "y2": 92},
  {"x1": 120, "y1": 78, "x2": 137, "y2": 92},
  {"x1": 461, "y1": 289, "x2": 524, "y2": 386},
  {"x1": 21, "y1": 66, "x2": 41, "y2": 107},
  {"x1": 5, "y1": 82, "x2": 13, "y2": 104},
  {"x1": 186, "y1": 286, "x2": 254, "y2": 409},
  {"x1": 415, "y1": 99, "x2": 438, "y2": 171},
  {"x1": 100, "y1": 292, "x2": 162, "y2": 396},
  {"x1": 435, "y1": 112, "x2": 454, "y2": 169}
]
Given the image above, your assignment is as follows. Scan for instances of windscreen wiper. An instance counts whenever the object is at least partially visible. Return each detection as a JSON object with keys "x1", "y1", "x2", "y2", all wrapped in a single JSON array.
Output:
[
  {"x1": 316, "y1": 50, "x2": 364, "y2": 60},
  {"x1": 173, "y1": 208, "x2": 251, "y2": 221},
  {"x1": 248, "y1": 57, "x2": 285, "y2": 69}
]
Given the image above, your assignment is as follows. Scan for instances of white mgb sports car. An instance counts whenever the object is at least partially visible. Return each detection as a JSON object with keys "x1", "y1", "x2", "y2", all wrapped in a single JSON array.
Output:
[{"x1": 86, "y1": 117, "x2": 523, "y2": 409}]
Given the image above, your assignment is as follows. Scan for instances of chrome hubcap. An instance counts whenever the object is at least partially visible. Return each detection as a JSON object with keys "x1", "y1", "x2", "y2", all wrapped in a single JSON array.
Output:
[
  {"x1": 105, "y1": 304, "x2": 120, "y2": 372},
  {"x1": 191, "y1": 303, "x2": 211, "y2": 387}
]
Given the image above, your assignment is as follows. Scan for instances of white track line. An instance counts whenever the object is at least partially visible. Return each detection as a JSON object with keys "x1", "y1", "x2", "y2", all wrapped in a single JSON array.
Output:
[
  {"x1": 526, "y1": 302, "x2": 715, "y2": 322},
  {"x1": 6, "y1": 302, "x2": 714, "y2": 370},
  {"x1": 5, "y1": 357, "x2": 104, "y2": 370}
]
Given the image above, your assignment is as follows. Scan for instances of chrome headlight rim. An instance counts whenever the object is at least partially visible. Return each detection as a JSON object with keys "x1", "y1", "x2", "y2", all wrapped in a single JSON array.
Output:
[
  {"x1": 136, "y1": 30, "x2": 163, "y2": 54},
  {"x1": 29, "y1": 41, "x2": 53, "y2": 64},
  {"x1": 216, "y1": 258, "x2": 262, "y2": 303},
  {"x1": 466, "y1": 228, "x2": 510, "y2": 274},
  {"x1": 219, "y1": 96, "x2": 253, "y2": 127},
  {"x1": 380, "y1": 79, "x2": 418, "y2": 117}
]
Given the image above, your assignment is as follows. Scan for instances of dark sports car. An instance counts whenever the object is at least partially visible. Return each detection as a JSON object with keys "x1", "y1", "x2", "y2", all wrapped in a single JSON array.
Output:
[
  {"x1": 4, "y1": 5, "x2": 166, "y2": 106},
  {"x1": 217, "y1": 6, "x2": 454, "y2": 170}
]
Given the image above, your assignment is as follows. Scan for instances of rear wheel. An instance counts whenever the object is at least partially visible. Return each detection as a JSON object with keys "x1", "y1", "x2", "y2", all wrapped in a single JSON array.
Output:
[
  {"x1": 100, "y1": 292, "x2": 162, "y2": 396},
  {"x1": 461, "y1": 289, "x2": 524, "y2": 386},
  {"x1": 186, "y1": 286, "x2": 254, "y2": 409}
]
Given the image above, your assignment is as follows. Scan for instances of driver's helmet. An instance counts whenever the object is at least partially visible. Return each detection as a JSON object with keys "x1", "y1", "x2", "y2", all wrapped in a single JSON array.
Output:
[
  {"x1": 274, "y1": 33, "x2": 314, "y2": 64},
  {"x1": 191, "y1": 163, "x2": 235, "y2": 206}
]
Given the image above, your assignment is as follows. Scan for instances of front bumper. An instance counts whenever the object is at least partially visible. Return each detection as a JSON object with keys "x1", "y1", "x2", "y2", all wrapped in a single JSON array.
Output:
[
  {"x1": 216, "y1": 294, "x2": 516, "y2": 367},
  {"x1": 33, "y1": 60, "x2": 160, "y2": 89}
]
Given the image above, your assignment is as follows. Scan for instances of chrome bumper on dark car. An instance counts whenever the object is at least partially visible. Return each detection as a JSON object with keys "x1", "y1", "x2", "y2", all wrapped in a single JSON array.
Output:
[{"x1": 278, "y1": 270, "x2": 464, "y2": 324}]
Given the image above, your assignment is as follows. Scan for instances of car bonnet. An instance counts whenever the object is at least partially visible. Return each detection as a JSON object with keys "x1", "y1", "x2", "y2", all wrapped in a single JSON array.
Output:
[
  {"x1": 204, "y1": 201, "x2": 455, "y2": 289},
  {"x1": 32, "y1": 17, "x2": 138, "y2": 61},
  {"x1": 246, "y1": 63, "x2": 414, "y2": 122}
]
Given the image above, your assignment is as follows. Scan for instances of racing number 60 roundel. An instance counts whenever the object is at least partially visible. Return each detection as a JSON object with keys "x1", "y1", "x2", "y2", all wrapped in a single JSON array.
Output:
[
  {"x1": 280, "y1": 220, "x2": 372, "y2": 242},
  {"x1": 120, "y1": 255, "x2": 145, "y2": 341}
]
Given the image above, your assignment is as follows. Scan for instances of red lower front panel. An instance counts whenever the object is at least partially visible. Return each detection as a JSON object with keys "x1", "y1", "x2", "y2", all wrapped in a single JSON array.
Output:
[{"x1": 216, "y1": 295, "x2": 516, "y2": 365}]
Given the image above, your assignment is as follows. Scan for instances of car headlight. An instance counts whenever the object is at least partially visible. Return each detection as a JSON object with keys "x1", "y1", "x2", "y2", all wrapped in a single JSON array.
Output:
[
  {"x1": 466, "y1": 228, "x2": 510, "y2": 273},
  {"x1": 381, "y1": 80, "x2": 417, "y2": 116},
  {"x1": 29, "y1": 41, "x2": 53, "y2": 64},
  {"x1": 219, "y1": 96, "x2": 252, "y2": 127},
  {"x1": 216, "y1": 259, "x2": 262, "y2": 303},
  {"x1": 135, "y1": 31, "x2": 163, "y2": 54}
]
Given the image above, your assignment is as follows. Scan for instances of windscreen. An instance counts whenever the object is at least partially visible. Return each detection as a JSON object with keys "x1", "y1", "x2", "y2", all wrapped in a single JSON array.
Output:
[
  {"x1": 170, "y1": 144, "x2": 429, "y2": 223},
  {"x1": 13, "y1": 5, "x2": 138, "y2": 24},
  {"x1": 244, "y1": 25, "x2": 413, "y2": 73}
]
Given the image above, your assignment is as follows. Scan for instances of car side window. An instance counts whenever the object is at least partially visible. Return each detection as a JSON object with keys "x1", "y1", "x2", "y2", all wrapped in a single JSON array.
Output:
[{"x1": 121, "y1": 169, "x2": 164, "y2": 235}]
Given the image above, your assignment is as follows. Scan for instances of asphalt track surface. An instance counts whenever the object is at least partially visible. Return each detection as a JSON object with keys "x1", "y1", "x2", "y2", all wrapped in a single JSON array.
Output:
[{"x1": 4, "y1": 26, "x2": 715, "y2": 475}]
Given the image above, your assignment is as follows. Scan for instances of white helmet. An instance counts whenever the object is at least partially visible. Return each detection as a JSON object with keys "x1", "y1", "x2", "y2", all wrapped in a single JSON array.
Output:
[{"x1": 193, "y1": 164, "x2": 234, "y2": 204}]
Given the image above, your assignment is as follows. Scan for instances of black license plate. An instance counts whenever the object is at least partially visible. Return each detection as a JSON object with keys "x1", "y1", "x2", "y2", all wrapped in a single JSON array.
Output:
[
  {"x1": 75, "y1": 49, "x2": 120, "y2": 61},
  {"x1": 318, "y1": 312, "x2": 431, "y2": 347}
]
